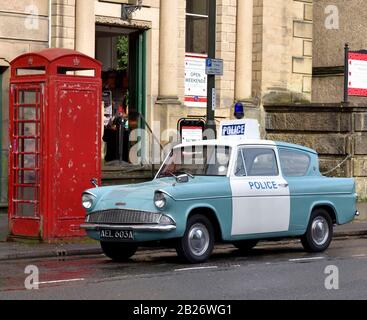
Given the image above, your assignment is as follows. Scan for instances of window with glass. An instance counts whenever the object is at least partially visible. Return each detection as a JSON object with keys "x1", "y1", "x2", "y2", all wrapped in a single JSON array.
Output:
[
  {"x1": 186, "y1": 0, "x2": 209, "y2": 54},
  {"x1": 279, "y1": 148, "x2": 311, "y2": 177},
  {"x1": 157, "y1": 145, "x2": 231, "y2": 178},
  {"x1": 235, "y1": 148, "x2": 279, "y2": 177}
]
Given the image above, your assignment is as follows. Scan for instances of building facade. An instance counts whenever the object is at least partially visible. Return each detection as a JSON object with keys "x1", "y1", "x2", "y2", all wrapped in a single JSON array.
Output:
[{"x1": 1, "y1": 0, "x2": 367, "y2": 204}]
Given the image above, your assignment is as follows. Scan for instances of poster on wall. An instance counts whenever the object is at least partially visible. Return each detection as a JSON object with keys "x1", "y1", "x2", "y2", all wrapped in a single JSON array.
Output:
[
  {"x1": 348, "y1": 51, "x2": 367, "y2": 97},
  {"x1": 184, "y1": 53, "x2": 207, "y2": 107}
]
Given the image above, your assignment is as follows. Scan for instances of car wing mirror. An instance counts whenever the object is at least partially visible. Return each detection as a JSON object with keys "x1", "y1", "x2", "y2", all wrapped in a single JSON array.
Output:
[{"x1": 176, "y1": 174, "x2": 189, "y2": 183}]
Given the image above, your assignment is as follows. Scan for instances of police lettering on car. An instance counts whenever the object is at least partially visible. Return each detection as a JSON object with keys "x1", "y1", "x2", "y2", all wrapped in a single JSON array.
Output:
[{"x1": 249, "y1": 181, "x2": 278, "y2": 190}]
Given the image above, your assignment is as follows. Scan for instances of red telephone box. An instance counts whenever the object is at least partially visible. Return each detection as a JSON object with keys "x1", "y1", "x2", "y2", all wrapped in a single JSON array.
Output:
[{"x1": 8, "y1": 49, "x2": 102, "y2": 241}]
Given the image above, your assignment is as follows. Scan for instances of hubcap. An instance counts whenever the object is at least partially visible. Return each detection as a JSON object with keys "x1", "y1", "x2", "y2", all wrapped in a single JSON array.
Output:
[
  {"x1": 188, "y1": 223, "x2": 210, "y2": 257},
  {"x1": 311, "y1": 216, "x2": 330, "y2": 246}
]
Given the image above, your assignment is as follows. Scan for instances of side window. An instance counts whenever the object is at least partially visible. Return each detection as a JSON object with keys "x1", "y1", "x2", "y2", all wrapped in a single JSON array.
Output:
[
  {"x1": 279, "y1": 148, "x2": 311, "y2": 177},
  {"x1": 235, "y1": 148, "x2": 279, "y2": 177}
]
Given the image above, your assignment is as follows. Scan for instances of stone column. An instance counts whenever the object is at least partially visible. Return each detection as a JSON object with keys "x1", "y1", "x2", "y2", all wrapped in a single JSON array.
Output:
[
  {"x1": 75, "y1": 0, "x2": 95, "y2": 58},
  {"x1": 157, "y1": 0, "x2": 179, "y2": 102},
  {"x1": 235, "y1": 0, "x2": 253, "y2": 102}
]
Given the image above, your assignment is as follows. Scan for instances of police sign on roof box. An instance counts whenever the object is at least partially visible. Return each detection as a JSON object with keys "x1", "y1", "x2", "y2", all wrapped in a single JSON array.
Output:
[{"x1": 220, "y1": 119, "x2": 260, "y2": 141}]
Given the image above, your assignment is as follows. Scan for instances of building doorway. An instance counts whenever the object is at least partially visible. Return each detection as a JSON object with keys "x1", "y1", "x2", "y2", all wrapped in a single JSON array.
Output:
[{"x1": 96, "y1": 25, "x2": 147, "y2": 168}]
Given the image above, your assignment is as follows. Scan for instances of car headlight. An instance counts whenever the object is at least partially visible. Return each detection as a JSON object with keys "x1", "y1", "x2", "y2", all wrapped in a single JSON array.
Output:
[
  {"x1": 82, "y1": 193, "x2": 95, "y2": 210},
  {"x1": 154, "y1": 191, "x2": 167, "y2": 209}
]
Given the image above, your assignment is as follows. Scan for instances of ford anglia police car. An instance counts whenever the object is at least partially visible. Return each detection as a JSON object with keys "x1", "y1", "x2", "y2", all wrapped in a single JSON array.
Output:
[{"x1": 81, "y1": 140, "x2": 358, "y2": 264}]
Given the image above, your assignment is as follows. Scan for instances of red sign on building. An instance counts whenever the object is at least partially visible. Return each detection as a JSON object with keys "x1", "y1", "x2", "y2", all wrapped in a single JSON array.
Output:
[{"x1": 348, "y1": 51, "x2": 367, "y2": 97}]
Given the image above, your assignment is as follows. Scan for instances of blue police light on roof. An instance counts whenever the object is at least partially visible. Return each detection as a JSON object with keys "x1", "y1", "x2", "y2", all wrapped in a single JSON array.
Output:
[{"x1": 234, "y1": 102, "x2": 245, "y2": 119}]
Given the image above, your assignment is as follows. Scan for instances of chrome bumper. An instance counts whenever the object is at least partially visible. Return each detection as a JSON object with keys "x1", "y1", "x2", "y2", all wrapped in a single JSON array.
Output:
[{"x1": 80, "y1": 223, "x2": 176, "y2": 232}]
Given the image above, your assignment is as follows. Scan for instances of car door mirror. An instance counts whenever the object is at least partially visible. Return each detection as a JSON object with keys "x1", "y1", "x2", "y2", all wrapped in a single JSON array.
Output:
[{"x1": 177, "y1": 174, "x2": 189, "y2": 183}]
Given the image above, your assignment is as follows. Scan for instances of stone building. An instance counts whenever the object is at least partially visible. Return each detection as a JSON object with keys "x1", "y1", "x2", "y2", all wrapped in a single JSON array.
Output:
[{"x1": 1, "y1": 0, "x2": 367, "y2": 205}]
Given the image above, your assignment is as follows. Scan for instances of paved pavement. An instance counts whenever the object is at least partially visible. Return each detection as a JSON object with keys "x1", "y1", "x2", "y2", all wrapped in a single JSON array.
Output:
[
  {"x1": 0, "y1": 237, "x2": 366, "y2": 300},
  {"x1": 0, "y1": 203, "x2": 366, "y2": 262}
]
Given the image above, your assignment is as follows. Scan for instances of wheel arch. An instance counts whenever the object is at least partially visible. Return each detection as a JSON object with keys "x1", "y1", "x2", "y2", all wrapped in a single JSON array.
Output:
[
  {"x1": 187, "y1": 206, "x2": 223, "y2": 242},
  {"x1": 310, "y1": 202, "x2": 338, "y2": 225}
]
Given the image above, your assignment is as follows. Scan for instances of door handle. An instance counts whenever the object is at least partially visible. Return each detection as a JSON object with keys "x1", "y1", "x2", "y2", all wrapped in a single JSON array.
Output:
[{"x1": 278, "y1": 183, "x2": 289, "y2": 188}]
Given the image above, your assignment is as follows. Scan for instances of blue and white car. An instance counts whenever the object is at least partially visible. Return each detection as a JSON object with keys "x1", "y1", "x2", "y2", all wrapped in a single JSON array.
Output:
[{"x1": 81, "y1": 140, "x2": 358, "y2": 263}]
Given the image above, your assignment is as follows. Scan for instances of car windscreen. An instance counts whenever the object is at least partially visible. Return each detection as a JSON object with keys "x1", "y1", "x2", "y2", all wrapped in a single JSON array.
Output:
[{"x1": 157, "y1": 145, "x2": 232, "y2": 178}]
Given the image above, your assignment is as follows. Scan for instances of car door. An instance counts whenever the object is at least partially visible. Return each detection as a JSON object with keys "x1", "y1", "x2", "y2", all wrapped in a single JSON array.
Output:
[{"x1": 230, "y1": 145, "x2": 291, "y2": 236}]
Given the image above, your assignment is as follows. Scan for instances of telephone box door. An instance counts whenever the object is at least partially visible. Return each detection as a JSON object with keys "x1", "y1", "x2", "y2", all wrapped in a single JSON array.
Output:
[{"x1": 9, "y1": 84, "x2": 43, "y2": 238}]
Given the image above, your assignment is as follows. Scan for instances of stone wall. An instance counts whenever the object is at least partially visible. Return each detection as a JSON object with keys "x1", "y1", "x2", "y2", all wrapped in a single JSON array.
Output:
[
  {"x1": 260, "y1": 0, "x2": 313, "y2": 104},
  {"x1": 51, "y1": 0, "x2": 76, "y2": 49},
  {"x1": 252, "y1": 0, "x2": 263, "y2": 98},
  {"x1": 312, "y1": 0, "x2": 367, "y2": 104},
  {"x1": 265, "y1": 103, "x2": 367, "y2": 200},
  {"x1": 216, "y1": 0, "x2": 237, "y2": 109}
]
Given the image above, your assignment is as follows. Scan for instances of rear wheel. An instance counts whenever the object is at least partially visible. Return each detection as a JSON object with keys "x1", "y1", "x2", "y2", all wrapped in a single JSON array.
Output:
[
  {"x1": 176, "y1": 214, "x2": 215, "y2": 264},
  {"x1": 301, "y1": 208, "x2": 333, "y2": 253},
  {"x1": 100, "y1": 242, "x2": 138, "y2": 262},
  {"x1": 233, "y1": 240, "x2": 259, "y2": 254}
]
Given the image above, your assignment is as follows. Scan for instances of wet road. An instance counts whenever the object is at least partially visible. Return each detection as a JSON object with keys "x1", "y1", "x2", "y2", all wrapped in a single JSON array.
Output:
[{"x1": 0, "y1": 237, "x2": 366, "y2": 300}]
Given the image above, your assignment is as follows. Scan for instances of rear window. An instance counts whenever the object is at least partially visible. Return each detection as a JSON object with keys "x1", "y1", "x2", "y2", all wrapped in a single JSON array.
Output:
[{"x1": 279, "y1": 148, "x2": 311, "y2": 177}]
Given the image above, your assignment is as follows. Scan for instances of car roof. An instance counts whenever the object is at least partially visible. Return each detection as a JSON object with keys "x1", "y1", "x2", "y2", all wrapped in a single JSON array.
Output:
[
  {"x1": 275, "y1": 141, "x2": 317, "y2": 154},
  {"x1": 176, "y1": 139, "x2": 276, "y2": 148},
  {"x1": 175, "y1": 139, "x2": 317, "y2": 154}
]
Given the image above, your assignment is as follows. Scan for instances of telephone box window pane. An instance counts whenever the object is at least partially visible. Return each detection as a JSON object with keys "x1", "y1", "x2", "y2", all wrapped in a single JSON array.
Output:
[
  {"x1": 17, "y1": 171, "x2": 36, "y2": 184},
  {"x1": 15, "y1": 187, "x2": 36, "y2": 201},
  {"x1": 16, "y1": 123, "x2": 39, "y2": 137},
  {"x1": 17, "y1": 154, "x2": 37, "y2": 168},
  {"x1": 17, "y1": 139, "x2": 37, "y2": 153},
  {"x1": 15, "y1": 202, "x2": 35, "y2": 217},
  {"x1": 18, "y1": 90, "x2": 39, "y2": 105},
  {"x1": 17, "y1": 107, "x2": 39, "y2": 121}
]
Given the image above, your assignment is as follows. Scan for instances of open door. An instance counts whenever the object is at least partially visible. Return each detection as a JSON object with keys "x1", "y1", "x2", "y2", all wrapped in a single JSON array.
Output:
[{"x1": 128, "y1": 30, "x2": 147, "y2": 133}]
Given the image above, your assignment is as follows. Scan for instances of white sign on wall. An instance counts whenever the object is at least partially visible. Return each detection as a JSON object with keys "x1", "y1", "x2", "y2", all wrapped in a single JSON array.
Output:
[
  {"x1": 184, "y1": 54, "x2": 207, "y2": 108},
  {"x1": 348, "y1": 52, "x2": 367, "y2": 96},
  {"x1": 182, "y1": 126, "x2": 203, "y2": 143}
]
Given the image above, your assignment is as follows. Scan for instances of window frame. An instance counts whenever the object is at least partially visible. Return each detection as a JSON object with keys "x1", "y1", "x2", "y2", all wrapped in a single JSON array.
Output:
[
  {"x1": 278, "y1": 147, "x2": 312, "y2": 178},
  {"x1": 233, "y1": 146, "x2": 281, "y2": 178},
  {"x1": 156, "y1": 144, "x2": 232, "y2": 178},
  {"x1": 185, "y1": 0, "x2": 209, "y2": 54}
]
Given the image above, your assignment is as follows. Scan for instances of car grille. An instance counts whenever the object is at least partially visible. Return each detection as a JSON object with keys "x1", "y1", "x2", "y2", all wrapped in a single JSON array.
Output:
[{"x1": 87, "y1": 209, "x2": 162, "y2": 225}]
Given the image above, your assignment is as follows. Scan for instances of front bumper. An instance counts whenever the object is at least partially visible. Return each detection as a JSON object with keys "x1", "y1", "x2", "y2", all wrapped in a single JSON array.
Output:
[{"x1": 80, "y1": 223, "x2": 176, "y2": 232}]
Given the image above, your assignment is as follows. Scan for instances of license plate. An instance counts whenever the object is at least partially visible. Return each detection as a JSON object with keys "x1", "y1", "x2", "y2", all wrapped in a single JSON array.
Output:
[{"x1": 100, "y1": 229, "x2": 134, "y2": 240}]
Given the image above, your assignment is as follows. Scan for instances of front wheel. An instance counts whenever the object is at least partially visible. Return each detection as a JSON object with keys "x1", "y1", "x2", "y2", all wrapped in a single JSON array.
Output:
[
  {"x1": 176, "y1": 215, "x2": 215, "y2": 264},
  {"x1": 100, "y1": 242, "x2": 138, "y2": 262},
  {"x1": 301, "y1": 209, "x2": 333, "y2": 253}
]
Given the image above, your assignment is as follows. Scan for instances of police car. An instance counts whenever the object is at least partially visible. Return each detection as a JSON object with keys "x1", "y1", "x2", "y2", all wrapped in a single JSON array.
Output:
[{"x1": 81, "y1": 122, "x2": 358, "y2": 264}]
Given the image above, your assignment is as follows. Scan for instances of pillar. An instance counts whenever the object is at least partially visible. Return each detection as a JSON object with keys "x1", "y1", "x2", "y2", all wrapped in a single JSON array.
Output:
[
  {"x1": 235, "y1": 0, "x2": 253, "y2": 102},
  {"x1": 75, "y1": 0, "x2": 95, "y2": 58},
  {"x1": 158, "y1": 0, "x2": 179, "y2": 102}
]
